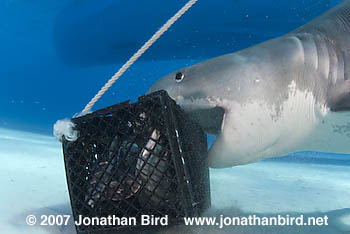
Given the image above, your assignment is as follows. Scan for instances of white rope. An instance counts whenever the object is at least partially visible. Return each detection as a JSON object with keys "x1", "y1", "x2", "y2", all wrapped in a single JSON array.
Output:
[{"x1": 82, "y1": 0, "x2": 199, "y2": 113}]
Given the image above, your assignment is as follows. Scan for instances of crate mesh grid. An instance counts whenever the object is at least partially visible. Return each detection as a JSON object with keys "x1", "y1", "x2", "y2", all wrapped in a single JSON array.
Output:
[{"x1": 62, "y1": 91, "x2": 210, "y2": 234}]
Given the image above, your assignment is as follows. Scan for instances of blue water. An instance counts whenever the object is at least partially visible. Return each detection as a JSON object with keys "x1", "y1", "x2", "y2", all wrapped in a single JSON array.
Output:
[
  {"x1": 1, "y1": 1, "x2": 350, "y2": 234},
  {"x1": 0, "y1": 0, "x2": 343, "y2": 135}
]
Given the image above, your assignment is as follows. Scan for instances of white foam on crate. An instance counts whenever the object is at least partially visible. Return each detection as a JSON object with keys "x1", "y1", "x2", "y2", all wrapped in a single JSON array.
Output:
[{"x1": 53, "y1": 119, "x2": 79, "y2": 142}]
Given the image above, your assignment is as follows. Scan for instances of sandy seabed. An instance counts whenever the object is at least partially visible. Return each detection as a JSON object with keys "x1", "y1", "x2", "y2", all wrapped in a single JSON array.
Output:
[{"x1": 1, "y1": 127, "x2": 349, "y2": 234}]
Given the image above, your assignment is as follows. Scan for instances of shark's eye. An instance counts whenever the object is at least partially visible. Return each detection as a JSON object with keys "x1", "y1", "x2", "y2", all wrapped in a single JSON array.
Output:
[{"x1": 175, "y1": 72, "x2": 185, "y2": 83}]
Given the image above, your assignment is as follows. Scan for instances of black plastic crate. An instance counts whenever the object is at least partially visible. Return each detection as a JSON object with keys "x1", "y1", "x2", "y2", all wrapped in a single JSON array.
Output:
[{"x1": 61, "y1": 90, "x2": 210, "y2": 234}]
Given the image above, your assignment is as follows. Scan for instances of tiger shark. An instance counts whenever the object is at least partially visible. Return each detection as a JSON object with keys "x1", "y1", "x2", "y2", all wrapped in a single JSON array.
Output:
[{"x1": 148, "y1": 1, "x2": 350, "y2": 168}]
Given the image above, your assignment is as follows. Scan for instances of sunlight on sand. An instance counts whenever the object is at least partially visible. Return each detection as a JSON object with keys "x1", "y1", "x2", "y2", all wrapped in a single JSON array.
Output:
[{"x1": 1, "y1": 128, "x2": 349, "y2": 234}]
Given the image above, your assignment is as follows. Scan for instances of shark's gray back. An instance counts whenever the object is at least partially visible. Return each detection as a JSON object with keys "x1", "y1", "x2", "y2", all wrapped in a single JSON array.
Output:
[{"x1": 290, "y1": 0, "x2": 350, "y2": 111}]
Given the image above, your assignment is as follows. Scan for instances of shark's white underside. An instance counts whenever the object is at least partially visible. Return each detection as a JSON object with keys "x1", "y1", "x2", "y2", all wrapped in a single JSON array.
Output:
[{"x1": 177, "y1": 80, "x2": 350, "y2": 167}]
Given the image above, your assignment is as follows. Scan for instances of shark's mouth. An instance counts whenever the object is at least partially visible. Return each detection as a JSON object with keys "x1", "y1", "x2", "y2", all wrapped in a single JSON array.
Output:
[
  {"x1": 183, "y1": 105, "x2": 225, "y2": 136},
  {"x1": 173, "y1": 95, "x2": 225, "y2": 136}
]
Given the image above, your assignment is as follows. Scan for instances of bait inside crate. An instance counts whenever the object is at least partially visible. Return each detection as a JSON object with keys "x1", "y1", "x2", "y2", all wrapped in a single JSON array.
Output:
[{"x1": 62, "y1": 91, "x2": 210, "y2": 234}]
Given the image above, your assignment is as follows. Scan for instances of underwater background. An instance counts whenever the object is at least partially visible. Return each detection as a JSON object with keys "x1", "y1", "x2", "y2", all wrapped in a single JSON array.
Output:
[
  {"x1": 1, "y1": 0, "x2": 350, "y2": 234},
  {"x1": 0, "y1": 0, "x2": 344, "y2": 135}
]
